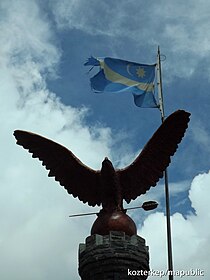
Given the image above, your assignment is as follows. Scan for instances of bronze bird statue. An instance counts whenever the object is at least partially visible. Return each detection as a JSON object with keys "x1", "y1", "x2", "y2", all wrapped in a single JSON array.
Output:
[{"x1": 14, "y1": 110, "x2": 190, "y2": 236}]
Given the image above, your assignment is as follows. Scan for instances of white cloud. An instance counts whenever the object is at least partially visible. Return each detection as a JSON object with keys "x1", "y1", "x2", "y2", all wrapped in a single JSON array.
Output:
[
  {"x1": 139, "y1": 171, "x2": 210, "y2": 279},
  {"x1": 49, "y1": 0, "x2": 210, "y2": 79},
  {"x1": 0, "y1": 1, "x2": 115, "y2": 279},
  {"x1": 0, "y1": 0, "x2": 59, "y2": 73},
  {"x1": 190, "y1": 119, "x2": 210, "y2": 153},
  {"x1": 49, "y1": 0, "x2": 122, "y2": 37}
]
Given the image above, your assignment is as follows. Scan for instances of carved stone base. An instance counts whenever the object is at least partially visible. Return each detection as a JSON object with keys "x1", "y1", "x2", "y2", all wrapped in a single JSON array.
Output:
[{"x1": 78, "y1": 231, "x2": 149, "y2": 280}]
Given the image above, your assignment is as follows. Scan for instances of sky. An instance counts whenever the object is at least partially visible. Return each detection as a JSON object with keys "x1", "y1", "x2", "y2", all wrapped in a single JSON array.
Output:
[{"x1": 0, "y1": 0, "x2": 210, "y2": 279}]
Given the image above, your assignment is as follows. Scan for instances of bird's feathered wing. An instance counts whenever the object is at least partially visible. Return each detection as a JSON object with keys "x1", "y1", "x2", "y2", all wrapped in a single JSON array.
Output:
[
  {"x1": 14, "y1": 130, "x2": 101, "y2": 206},
  {"x1": 14, "y1": 110, "x2": 190, "y2": 206},
  {"x1": 117, "y1": 110, "x2": 191, "y2": 203}
]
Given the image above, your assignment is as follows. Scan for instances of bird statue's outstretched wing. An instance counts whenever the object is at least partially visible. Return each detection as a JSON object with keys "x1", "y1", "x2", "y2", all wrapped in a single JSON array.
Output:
[
  {"x1": 117, "y1": 110, "x2": 190, "y2": 203},
  {"x1": 14, "y1": 130, "x2": 101, "y2": 206}
]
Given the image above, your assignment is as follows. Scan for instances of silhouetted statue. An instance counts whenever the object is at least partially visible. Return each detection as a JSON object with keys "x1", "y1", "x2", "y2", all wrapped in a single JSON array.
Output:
[{"x1": 14, "y1": 110, "x2": 190, "y2": 236}]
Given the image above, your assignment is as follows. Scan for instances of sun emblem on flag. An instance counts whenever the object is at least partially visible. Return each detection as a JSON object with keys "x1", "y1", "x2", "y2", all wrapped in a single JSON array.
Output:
[{"x1": 136, "y1": 67, "x2": 146, "y2": 78}]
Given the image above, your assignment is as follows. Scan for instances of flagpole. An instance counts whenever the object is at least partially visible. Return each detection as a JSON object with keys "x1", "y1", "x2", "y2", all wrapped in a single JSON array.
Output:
[{"x1": 157, "y1": 46, "x2": 174, "y2": 280}]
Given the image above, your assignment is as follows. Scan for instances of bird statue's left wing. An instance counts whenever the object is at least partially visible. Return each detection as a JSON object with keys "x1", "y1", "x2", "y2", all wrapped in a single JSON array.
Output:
[
  {"x1": 14, "y1": 130, "x2": 101, "y2": 206},
  {"x1": 117, "y1": 110, "x2": 190, "y2": 203}
]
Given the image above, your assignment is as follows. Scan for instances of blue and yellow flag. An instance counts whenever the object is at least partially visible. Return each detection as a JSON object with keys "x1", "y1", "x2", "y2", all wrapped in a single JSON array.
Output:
[{"x1": 85, "y1": 56, "x2": 158, "y2": 108}]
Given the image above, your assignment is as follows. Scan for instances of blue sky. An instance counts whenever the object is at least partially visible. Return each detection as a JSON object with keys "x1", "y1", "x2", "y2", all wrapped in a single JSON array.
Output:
[{"x1": 0, "y1": 0, "x2": 210, "y2": 279}]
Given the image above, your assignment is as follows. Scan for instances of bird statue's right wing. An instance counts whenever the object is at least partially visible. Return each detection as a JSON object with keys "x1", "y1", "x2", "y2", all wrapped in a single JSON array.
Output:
[
  {"x1": 117, "y1": 110, "x2": 191, "y2": 203},
  {"x1": 14, "y1": 130, "x2": 101, "y2": 206}
]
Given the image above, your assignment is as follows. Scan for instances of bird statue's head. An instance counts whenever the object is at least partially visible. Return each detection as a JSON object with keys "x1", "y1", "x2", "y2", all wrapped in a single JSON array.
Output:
[{"x1": 101, "y1": 157, "x2": 115, "y2": 172}]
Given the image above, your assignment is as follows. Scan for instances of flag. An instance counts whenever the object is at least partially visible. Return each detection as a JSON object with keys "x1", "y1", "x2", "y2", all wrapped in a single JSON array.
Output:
[{"x1": 84, "y1": 56, "x2": 158, "y2": 108}]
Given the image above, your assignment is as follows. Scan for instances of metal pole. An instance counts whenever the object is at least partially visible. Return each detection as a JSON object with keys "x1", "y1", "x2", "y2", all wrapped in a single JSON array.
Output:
[
  {"x1": 157, "y1": 46, "x2": 174, "y2": 279},
  {"x1": 157, "y1": 46, "x2": 165, "y2": 122}
]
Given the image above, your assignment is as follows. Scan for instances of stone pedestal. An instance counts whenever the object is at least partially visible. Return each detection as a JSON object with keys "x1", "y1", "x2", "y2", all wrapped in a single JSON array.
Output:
[{"x1": 78, "y1": 231, "x2": 149, "y2": 280}]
